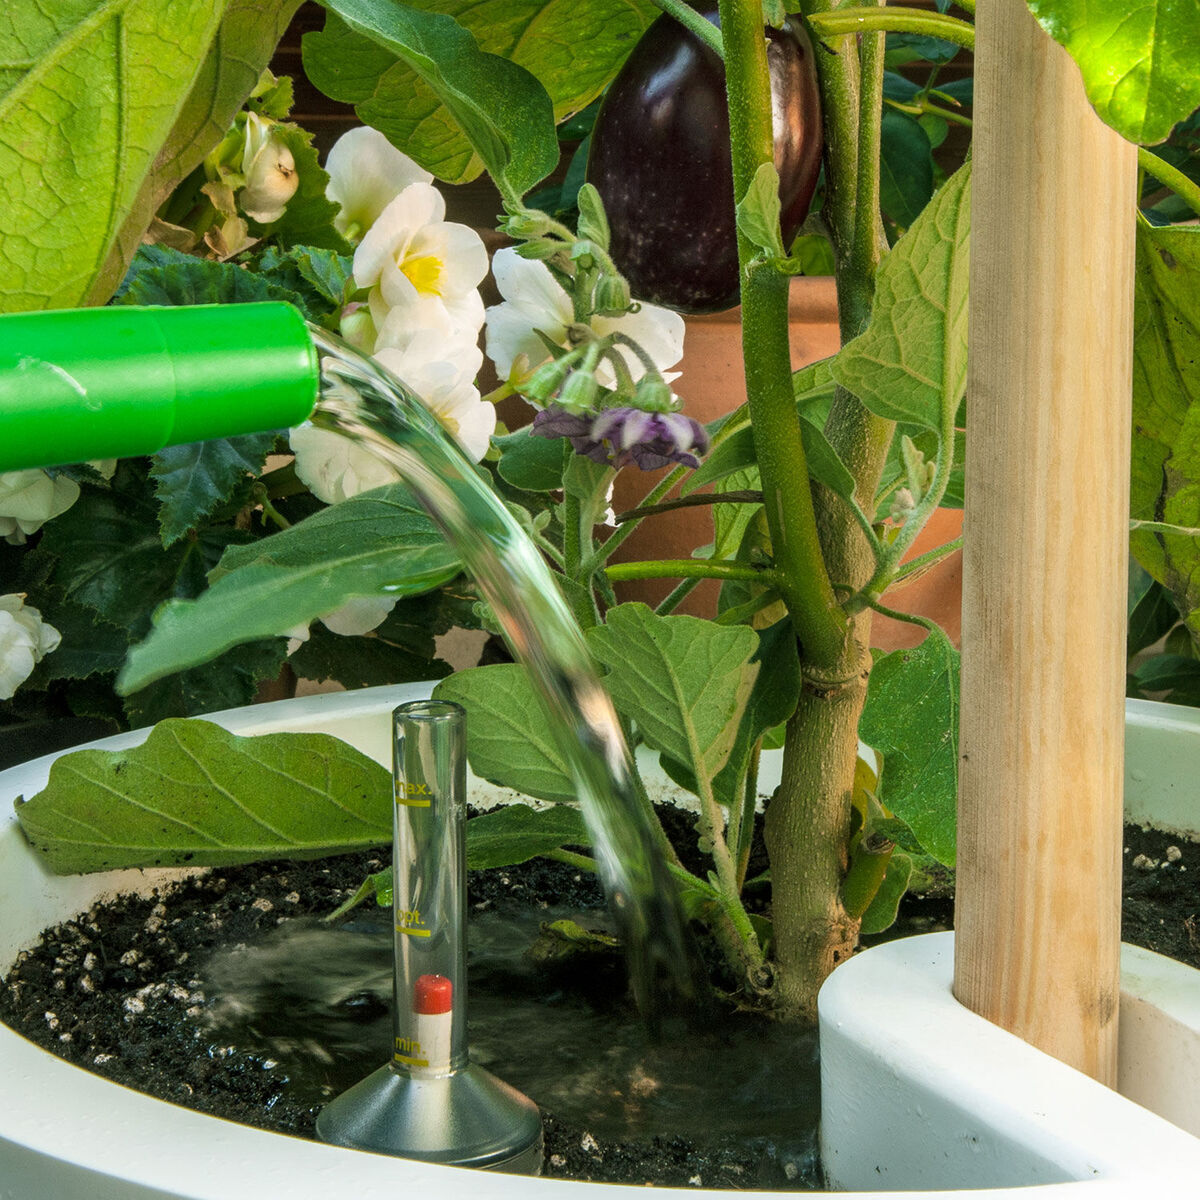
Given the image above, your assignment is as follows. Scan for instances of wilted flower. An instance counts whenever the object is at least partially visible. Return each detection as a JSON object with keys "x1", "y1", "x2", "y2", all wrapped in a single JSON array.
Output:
[
  {"x1": 484, "y1": 248, "x2": 685, "y2": 387},
  {"x1": 0, "y1": 594, "x2": 61, "y2": 700},
  {"x1": 354, "y1": 183, "x2": 488, "y2": 348},
  {"x1": 239, "y1": 113, "x2": 298, "y2": 224},
  {"x1": 325, "y1": 127, "x2": 433, "y2": 244},
  {"x1": 0, "y1": 470, "x2": 80, "y2": 544},
  {"x1": 532, "y1": 405, "x2": 709, "y2": 471}
]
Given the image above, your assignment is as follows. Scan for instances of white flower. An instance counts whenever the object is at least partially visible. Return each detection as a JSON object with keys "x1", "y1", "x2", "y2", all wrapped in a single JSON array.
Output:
[
  {"x1": 325, "y1": 127, "x2": 433, "y2": 243},
  {"x1": 375, "y1": 348, "x2": 496, "y2": 463},
  {"x1": 283, "y1": 595, "x2": 398, "y2": 655},
  {"x1": 240, "y1": 113, "x2": 298, "y2": 224},
  {"x1": 484, "y1": 247, "x2": 686, "y2": 388},
  {"x1": 354, "y1": 183, "x2": 488, "y2": 347},
  {"x1": 0, "y1": 470, "x2": 80, "y2": 544},
  {"x1": 289, "y1": 423, "x2": 405, "y2": 505},
  {"x1": 0, "y1": 595, "x2": 61, "y2": 700}
]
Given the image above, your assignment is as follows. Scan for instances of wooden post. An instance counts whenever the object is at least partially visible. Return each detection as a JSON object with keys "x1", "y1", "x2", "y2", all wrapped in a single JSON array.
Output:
[{"x1": 954, "y1": 0, "x2": 1137, "y2": 1085}]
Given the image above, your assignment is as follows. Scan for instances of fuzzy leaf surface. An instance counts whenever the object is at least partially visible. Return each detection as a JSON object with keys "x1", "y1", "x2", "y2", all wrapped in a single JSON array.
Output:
[
  {"x1": 587, "y1": 604, "x2": 758, "y2": 795},
  {"x1": 833, "y1": 162, "x2": 971, "y2": 433},
  {"x1": 1129, "y1": 224, "x2": 1200, "y2": 633},
  {"x1": 15, "y1": 720, "x2": 391, "y2": 874},
  {"x1": 0, "y1": 0, "x2": 229, "y2": 309},
  {"x1": 119, "y1": 485, "x2": 461, "y2": 693},
  {"x1": 433, "y1": 664, "x2": 576, "y2": 803},
  {"x1": 1027, "y1": 0, "x2": 1200, "y2": 145},
  {"x1": 859, "y1": 627, "x2": 959, "y2": 867},
  {"x1": 304, "y1": 0, "x2": 653, "y2": 186},
  {"x1": 304, "y1": 0, "x2": 559, "y2": 193}
]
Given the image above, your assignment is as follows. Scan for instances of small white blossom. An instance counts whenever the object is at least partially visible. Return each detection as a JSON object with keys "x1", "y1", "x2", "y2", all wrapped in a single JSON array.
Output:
[
  {"x1": 0, "y1": 470, "x2": 80, "y2": 544},
  {"x1": 354, "y1": 183, "x2": 488, "y2": 348},
  {"x1": 0, "y1": 595, "x2": 61, "y2": 700},
  {"x1": 484, "y1": 247, "x2": 685, "y2": 387},
  {"x1": 283, "y1": 596, "x2": 397, "y2": 654},
  {"x1": 240, "y1": 113, "x2": 298, "y2": 224},
  {"x1": 325, "y1": 127, "x2": 433, "y2": 244}
]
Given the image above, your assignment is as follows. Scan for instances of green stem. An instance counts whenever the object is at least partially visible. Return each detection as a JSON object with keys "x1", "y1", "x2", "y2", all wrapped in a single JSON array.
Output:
[
  {"x1": 886, "y1": 97, "x2": 974, "y2": 129},
  {"x1": 250, "y1": 484, "x2": 291, "y2": 531},
  {"x1": 713, "y1": 591, "x2": 783, "y2": 625},
  {"x1": 645, "y1": 0, "x2": 724, "y2": 58},
  {"x1": 888, "y1": 533, "x2": 962, "y2": 586},
  {"x1": 604, "y1": 558, "x2": 777, "y2": 584},
  {"x1": 585, "y1": 463, "x2": 690, "y2": 569},
  {"x1": 656, "y1": 577, "x2": 701, "y2": 615},
  {"x1": 863, "y1": 597, "x2": 942, "y2": 636},
  {"x1": 480, "y1": 382, "x2": 515, "y2": 405},
  {"x1": 720, "y1": 0, "x2": 847, "y2": 668},
  {"x1": 1138, "y1": 147, "x2": 1200, "y2": 219},
  {"x1": 613, "y1": 490, "x2": 762, "y2": 524},
  {"x1": 808, "y1": 7, "x2": 975, "y2": 51}
]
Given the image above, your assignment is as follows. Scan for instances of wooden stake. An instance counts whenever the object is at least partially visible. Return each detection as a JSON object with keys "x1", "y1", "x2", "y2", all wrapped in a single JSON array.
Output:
[{"x1": 954, "y1": 0, "x2": 1136, "y2": 1085}]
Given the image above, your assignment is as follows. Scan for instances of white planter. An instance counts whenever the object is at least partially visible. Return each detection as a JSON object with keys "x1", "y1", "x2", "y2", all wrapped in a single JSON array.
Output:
[{"x1": 1, "y1": 686, "x2": 1198, "y2": 1198}]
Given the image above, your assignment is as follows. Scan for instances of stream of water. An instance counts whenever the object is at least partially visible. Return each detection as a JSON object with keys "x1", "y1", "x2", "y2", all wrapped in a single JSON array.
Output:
[{"x1": 308, "y1": 329, "x2": 708, "y2": 1026}]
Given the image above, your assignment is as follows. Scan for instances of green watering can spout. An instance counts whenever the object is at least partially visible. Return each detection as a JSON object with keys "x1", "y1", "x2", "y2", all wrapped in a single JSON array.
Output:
[{"x1": 0, "y1": 303, "x2": 319, "y2": 472}]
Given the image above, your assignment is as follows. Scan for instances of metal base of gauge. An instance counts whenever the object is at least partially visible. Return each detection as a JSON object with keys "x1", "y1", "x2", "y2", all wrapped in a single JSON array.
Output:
[{"x1": 316, "y1": 1062, "x2": 543, "y2": 1174}]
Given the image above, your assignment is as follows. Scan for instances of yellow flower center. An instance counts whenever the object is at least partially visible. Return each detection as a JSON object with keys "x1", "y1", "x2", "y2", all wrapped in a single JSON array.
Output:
[{"x1": 401, "y1": 253, "x2": 443, "y2": 296}]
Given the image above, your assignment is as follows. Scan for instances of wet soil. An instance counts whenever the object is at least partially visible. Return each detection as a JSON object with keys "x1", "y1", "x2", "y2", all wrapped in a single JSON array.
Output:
[{"x1": 0, "y1": 819, "x2": 1195, "y2": 1189}]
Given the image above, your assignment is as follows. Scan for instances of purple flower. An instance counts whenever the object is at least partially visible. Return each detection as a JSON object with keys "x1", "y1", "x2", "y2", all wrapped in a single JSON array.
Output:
[{"x1": 531, "y1": 405, "x2": 710, "y2": 471}]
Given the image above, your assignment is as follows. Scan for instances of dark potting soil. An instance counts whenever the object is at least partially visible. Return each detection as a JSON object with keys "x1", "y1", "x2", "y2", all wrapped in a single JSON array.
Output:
[{"x1": 0, "y1": 816, "x2": 1195, "y2": 1190}]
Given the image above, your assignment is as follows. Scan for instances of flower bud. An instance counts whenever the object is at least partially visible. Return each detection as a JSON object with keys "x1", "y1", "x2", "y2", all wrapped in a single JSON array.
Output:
[
  {"x1": 521, "y1": 354, "x2": 575, "y2": 403},
  {"x1": 240, "y1": 112, "x2": 298, "y2": 224},
  {"x1": 558, "y1": 368, "x2": 602, "y2": 414},
  {"x1": 632, "y1": 375, "x2": 674, "y2": 413},
  {"x1": 593, "y1": 272, "x2": 632, "y2": 315}
]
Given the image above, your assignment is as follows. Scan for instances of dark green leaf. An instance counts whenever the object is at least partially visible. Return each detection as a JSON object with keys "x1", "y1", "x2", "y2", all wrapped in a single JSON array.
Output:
[
  {"x1": 465, "y1": 803, "x2": 590, "y2": 869},
  {"x1": 288, "y1": 622, "x2": 450, "y2": 688},
  {"x1": 1128, "y1": 567, "x2": 1179, "y2": 657},
  {"x1": 116, "y1": 252, "x2": 306, "y2": 309},
  {"x1": 15, "y1": 718, "x2": 390, "y2": 874},
  {"x1": 150, "y1": 433, "x2": 275, "y2": 547},
  {"x1": 880, "y1": 109, "x2": 935, "y2": 229},
  {"x1": 122, "y1": 638, "x2": 289, "y2": 725}
]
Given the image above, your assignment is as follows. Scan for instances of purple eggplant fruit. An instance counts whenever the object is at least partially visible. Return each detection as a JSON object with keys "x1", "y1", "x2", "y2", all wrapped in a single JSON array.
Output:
[{"x1": 587, "y1": 8, "x2": 823, "y2": 313}]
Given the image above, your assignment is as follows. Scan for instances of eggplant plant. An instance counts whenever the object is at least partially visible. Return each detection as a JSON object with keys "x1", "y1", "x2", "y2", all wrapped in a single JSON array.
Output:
[{"x1": 4, "y1": 0, "x2": 1200, "y2": 1023}]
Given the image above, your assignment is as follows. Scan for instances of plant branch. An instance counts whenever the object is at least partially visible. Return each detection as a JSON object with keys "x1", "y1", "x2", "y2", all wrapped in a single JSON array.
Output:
[
  {"x1": 721, "y1": 0, "x2": 848, "y2": 667},
  {"x1": 586, "y1": 463, "x2": 690, "y2": 569},
  {"x1": 613, "y1": 489, "x2": 763, "y2": 524},
  {"x1": 888, "y1": 533, "x2": 962, "y2": 586},
  {"x1": 808, "y1": 7, "x2": 975, "y2": 51},
  {"x1": 604, "y1": 558, "x2": 778, "y2": 584},
  {"x1": 1138, "y1": 147, "x2": 1200, "y2": 219},
  {"x1": 645, "y1": 0, "x2": 725, "y2": 58}
]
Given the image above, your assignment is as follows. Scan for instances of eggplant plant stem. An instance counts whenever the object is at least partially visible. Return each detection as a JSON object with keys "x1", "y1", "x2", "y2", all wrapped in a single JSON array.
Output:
[{"x1": 719, "y1": 0, "x2": 847, "y2": 668}]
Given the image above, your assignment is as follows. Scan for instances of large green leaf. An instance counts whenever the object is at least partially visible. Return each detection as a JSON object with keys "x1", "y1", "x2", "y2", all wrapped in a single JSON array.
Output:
[
  {"x1": 1027, "y1": 0, "x2": 1200, "y2": 146},
  {"x1": 1129, "y1": 223, "x2": 1200, "y2": 626},
  {"x1": 90, "y1": 0, "x2": 304, "y2": 305},
  {"x1": 0, "y1": 0, "x2": 299, "y2": 311},
  {"x1": 304, "y1": 0, "x2": 559, "y2": 194},
  {"x1": 15, "y1": 719, "x2": 391, "y2": 874},
  {"x1": 833, "y1": 162, "x2": 971, "y2": 433},
  {"x1": 859, "y1": 626, "x2": 960, "y2": 867},
  {"x1": 433, "y1": 664, "x2": 577, "y2": 803},
  {"x1": 119, "y1": 484, "x2": 461, "y2": 693},
  {"x1": 587, "y1": 604, "x2": 759, "y2": 796}
]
